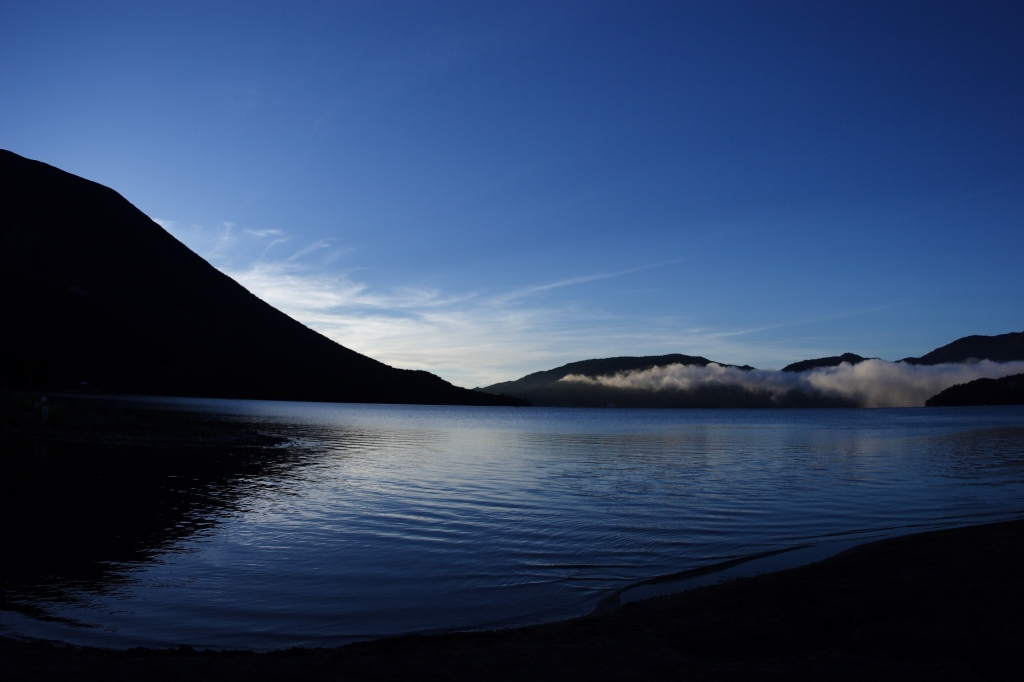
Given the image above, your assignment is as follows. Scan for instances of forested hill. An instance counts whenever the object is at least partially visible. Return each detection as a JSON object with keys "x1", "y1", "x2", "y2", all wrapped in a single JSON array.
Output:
[
  {"x1": 481, "y1": 354, "x2": 731, "y2": 393},
  {"x1": 926, "y1": 374, "x2": 1024, "y2": 407},
  {"x1": 902, "y1": 331, "x2": 1024, "y2": 365},
  {"x1": 782, "y1": 353, "x2": 867, "y2": 373},
  {"x1": 477, "y1": 354, "x2": 767, "y2": 408}
]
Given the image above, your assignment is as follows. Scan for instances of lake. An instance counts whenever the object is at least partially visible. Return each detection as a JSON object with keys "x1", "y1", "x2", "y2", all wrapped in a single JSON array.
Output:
[{"x1": 3, "y1": 399, "x2": 1024, "y2": 650}]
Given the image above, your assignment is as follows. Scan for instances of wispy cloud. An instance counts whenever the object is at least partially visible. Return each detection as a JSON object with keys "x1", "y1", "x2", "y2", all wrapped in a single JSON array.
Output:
[
  {"x1": 285, "y1": 239, "x2": 334, "y2": 261},
  {"x1": 152, "y1": 218, "x2": 886, "y2": 388},
  {"x1": 158, "y1": 219, "x2": 241, "y2": 261},
  {"x1": 499, "y1": 260, "x2": 681, "y2": 301},
  {"x1": 224, "y1": 257, "x2": 784, "y2": 387}
]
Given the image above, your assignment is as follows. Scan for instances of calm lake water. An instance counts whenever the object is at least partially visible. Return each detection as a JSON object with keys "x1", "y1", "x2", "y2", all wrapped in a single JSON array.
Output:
[{"x1": 3, "y1": 399, "x2": 1024, "y2": 650}]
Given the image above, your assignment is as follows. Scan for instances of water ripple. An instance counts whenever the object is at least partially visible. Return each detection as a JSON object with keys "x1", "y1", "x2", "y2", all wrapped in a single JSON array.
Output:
[{"x1": 3, "y1": 403, "x2": 1024, "y2": 650}]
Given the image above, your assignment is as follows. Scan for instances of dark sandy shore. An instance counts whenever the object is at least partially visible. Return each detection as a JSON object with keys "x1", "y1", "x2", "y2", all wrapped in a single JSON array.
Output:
[{"x1": 3, "y1": 518, "x2": 1023, "y2": 681}]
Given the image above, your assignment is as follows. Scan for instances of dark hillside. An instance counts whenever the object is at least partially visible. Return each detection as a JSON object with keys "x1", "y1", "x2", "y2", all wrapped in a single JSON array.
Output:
[
  {"x1": 478, "y1": 354, "x2": 766, "y2": 408},
  {"x1": 483, "y1": 354, "x2": 717, "y2": 393},
  {"x1": 902, "y1": 331, "x2": 1024, "y2": 365},
  {"x1": 0, "y1": 150, "x2": 523, "y2": 406},
  {"x1": 926, "y1": 373, "x2": 1024, "y2": 407},
  {"x1": 782, "y1": 353, "x2": 866, "y2": 373}
]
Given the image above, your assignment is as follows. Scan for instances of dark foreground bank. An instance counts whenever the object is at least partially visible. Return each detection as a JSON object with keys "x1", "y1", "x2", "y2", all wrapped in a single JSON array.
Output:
[{"x1": 4, "y1": 519, "x2": 1023, "y2": 682}]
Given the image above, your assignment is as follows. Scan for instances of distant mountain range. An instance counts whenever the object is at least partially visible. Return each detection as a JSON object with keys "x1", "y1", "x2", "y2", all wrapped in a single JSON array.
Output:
[
  {"x1": 0, "y1": 150, "x2": 524, "y2": 406},
  {"x1": 477, "y1": 354, "x2": 781, "y2": 409},
  {"x1": 477, "y1": 331, "x2": 1024, "y2": 408}
]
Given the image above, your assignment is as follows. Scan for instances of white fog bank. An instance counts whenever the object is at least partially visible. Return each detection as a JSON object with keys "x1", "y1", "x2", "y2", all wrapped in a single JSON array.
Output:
[{"x1": 559, "y1": 359, "x2": 1024, "y2": 408}]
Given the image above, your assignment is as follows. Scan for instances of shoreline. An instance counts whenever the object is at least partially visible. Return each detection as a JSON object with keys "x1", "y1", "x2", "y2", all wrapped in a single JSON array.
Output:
[{"x1": 4, "y1": 518, "x2": 1023, "y2": 681}]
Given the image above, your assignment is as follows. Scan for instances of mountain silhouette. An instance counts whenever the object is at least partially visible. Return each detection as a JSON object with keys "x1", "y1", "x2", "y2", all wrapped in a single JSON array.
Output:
[
  {"x1": 781, "y1": 353, "x2": 867, "y2": 373},
  {"x1": 476, "y1": 354, "x2": 772, "y2": 408},
  {"x1": 482, "y1": 354, "x2": 720, "y2": 393},
  {"x1": 0, "y1": 150, "x2": 524, "y2": 406},
  {"x1": 478, "y1": 331, "x2": 1024, "y2": 408},
  {"x1": 901, "y1": 331, "x2": 1024, "y2": 365},
  {"x1": 925, "y1": 373, "x2": 1024, "y2": 407}
]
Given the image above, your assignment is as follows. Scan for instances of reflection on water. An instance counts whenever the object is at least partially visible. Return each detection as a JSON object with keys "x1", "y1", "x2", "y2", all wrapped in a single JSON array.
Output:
[
  {"x1": 2, "y1": 399, "x2": 1024, "y2": 650},
  {"x1": 0, "y1": 430, "x2": 308, "y2": 622}
]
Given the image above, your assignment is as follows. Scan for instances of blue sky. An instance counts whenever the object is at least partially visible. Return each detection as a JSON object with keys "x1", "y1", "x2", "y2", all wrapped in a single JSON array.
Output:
[{"x1": 3, "y1": 1, "x2": 1023, "y2": 387}]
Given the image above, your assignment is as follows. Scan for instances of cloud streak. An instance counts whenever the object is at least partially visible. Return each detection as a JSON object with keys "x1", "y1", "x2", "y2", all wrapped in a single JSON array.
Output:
[
  {"x1": 499, "y1": 260, "x2": 681, "y2": 301},
  {"x1": 561, "y1": 359, "x2": 1024, "y2": 408},
  {"x1": 219, "y1": 256, "x2": 771, "y2": 388},
  {"x1": 223, "y1": 260, "x2": 649, "y2": 386},
  {"x1": 155, "y1": 218, "x2": 945, "y2": 390},
  {"x1": 151, "y1": 222, "x2": 722, "y2": 386}
]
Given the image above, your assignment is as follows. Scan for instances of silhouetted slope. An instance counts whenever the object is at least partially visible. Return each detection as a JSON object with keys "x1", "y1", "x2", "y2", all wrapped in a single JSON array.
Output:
[
  {"x1": 902, "y1": 331, "x2": 1024, "y2": 365},
  {"x1": 484, "y1": 354, "x2": 716, "y2": 393},
  {"x1": 477, "y1": 354, "x2": 770, "y2": 407},
  {"x1": 781, "y1": 353, "x2": 866, "y2": 373},
  {"x1": 0, "y1": 150, "x2": 523, "y2": 406},
  {"x1": 926, "y1": 373, "x2": 1024, "y2": 407}
]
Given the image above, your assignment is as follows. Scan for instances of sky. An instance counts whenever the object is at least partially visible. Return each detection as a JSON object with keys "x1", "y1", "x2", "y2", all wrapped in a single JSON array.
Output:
[{"x1": 2, "y1": 1, "x2": 1023, "y2": 388}]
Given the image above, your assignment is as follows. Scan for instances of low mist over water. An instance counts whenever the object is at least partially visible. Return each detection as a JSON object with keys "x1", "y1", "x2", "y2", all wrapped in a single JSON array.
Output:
[
  {"x1": 3, "y1": 398, "x2": 1024, "y2": 651},
  {"x1": 561, "y1": 360, "x2": 1024, "y2": 408}
]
